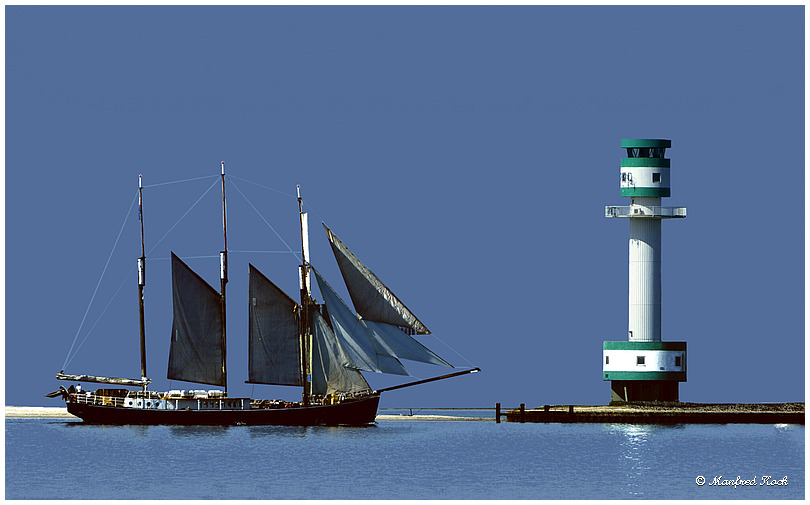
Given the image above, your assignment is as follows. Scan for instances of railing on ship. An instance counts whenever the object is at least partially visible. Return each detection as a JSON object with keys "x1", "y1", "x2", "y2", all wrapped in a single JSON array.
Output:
[{"x1": 71, "y1": 393, "x2": 126, "y2": 408}]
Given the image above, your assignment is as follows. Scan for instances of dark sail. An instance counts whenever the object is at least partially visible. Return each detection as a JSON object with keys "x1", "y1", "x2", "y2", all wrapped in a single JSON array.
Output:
[
  {"x1": 364, "y1": 320, "x2": 452, "y2": 368},
  {"x1": 323, "y1": 224, "x2": 430, "y2": 335},
  {"x1": 311, "y1": 311, "x2": 370, "y2": 396},
  {"x1": 313, "y1": 269, "x2": 410, "y2": 376},
  {"x1": 167, "y1": 253, "x2": 225, "y2": 387},
  {"x1": 314, "y1": 267, "x2": 451, "y2": 374},
  {"x1": 247, "y1": 264, "x2": 302, "y2": 386}
]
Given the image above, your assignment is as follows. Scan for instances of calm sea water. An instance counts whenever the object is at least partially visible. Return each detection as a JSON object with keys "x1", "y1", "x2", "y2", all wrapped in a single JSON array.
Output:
[{"x1": 6, "y1": 415, "x2": 803, "y2": 500}]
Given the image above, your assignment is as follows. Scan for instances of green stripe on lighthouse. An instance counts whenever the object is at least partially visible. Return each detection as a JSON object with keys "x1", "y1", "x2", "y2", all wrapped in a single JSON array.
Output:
[
  {"x1": 604, "y1": 371, "x2": 687, "y2": 381},
  {"x1": 620, "y1": 188, "x2": 671, "y2": 197},
  {"x1": 621, "y1": 158, "x2": 670, "y2": 168},
  {"x1": 603, "y1": 341, "x2": 686, "y2": 351}
]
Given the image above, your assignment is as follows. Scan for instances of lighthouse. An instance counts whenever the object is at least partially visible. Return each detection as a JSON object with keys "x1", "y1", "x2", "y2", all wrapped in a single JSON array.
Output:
[{"x1": 603, "y1": 139, "x2": 687, "y2": 403}]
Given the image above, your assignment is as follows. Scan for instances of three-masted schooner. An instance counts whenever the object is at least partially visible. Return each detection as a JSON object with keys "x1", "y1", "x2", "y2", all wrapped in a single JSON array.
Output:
[{"x1": 48, "y1": 164, "x2": 478, "y2": 425}]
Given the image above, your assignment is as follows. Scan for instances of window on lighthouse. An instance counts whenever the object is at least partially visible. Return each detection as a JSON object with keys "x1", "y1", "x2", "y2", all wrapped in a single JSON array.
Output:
[
  {"x1": 652, "y1": 172, "x2": 661, "y2": 183},
  {"x1": 636, "y1": 356, "x2": 645, "y2": 365}
]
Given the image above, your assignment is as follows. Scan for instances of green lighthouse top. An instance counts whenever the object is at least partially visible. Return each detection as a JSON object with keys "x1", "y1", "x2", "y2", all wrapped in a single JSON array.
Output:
[
  {"x1": 618, "y1": 138, "x2": 672, "y2": 197},
  {"x1": 621, "y1": 139, "x2": 671, "y2": 149}
]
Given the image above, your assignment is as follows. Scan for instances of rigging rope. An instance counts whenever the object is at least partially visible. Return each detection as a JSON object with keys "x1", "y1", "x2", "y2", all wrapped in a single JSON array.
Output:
[
  {"x1": 428, "y1": 333, "x2": 478, "y2": 369},
  {"x1": 64, "y1": 264, "x2": 135, "y2": 369},
  {"x1": 148, "y1": 255, "x2": 220, "y2": 261},
  {"x1": 229, "y1": 250, "x2": 292, "y2": 254},
  {"x1": 142, "y1": 174, "x2": 219, "y2": 188},
  {"x1": 64, "y1": 177, "x2": 219, "y2": 368},
  {"x1": 62, "y1": 191, "x2": 138, "y2": 371},
  {"x1": 227, "y1": 174, "x2": 297, "y2": 198},
  {"x1": 225, "y1": 174, "x2": 327, "y2": 236},
  {"x1": 227, "y1": 178, "x2": 300, "y2": 263},
  {"x1": 147, "y1": 178, "x2": 220, "y2": 256}
]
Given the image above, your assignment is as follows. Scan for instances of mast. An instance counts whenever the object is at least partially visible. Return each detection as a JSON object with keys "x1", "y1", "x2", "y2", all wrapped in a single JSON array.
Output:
[
  {"x1": 220, "y1": 161, "x2": 228, "y2": 395},
  {"x1": 297, "y1": 185, "x2": 312, "y2": 405},
  {"x1": 137, "y1": 175, "x2": 148, "y2": 391}
]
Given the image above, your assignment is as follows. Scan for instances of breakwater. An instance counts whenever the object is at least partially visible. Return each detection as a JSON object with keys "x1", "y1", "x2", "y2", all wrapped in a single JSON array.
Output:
[{"x1": 499, "y1": 402, "x2": 804, "y2": 424}]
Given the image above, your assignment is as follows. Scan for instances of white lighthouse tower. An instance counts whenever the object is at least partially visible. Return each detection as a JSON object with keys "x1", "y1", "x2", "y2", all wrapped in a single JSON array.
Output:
[{"x1": 603, "y1": 139, "x2": 687, "y2": 403}]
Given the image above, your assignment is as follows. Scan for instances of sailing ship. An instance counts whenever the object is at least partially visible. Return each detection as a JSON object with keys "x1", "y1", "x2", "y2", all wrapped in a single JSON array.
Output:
[{"x1": 48, "y1": 164, "x2": 478, "y2": 425}]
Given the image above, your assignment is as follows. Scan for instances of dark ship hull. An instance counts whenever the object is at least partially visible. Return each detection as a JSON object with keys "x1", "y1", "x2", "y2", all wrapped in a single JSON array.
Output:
[{"x1": 66, "y1": 394, "x2": 380, "y2": 426}]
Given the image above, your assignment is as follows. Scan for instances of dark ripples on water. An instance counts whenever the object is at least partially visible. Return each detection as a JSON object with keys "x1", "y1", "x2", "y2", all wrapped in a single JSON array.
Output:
[{"x1": 6, "y1": 417, "x2": 803, "y2": 499}]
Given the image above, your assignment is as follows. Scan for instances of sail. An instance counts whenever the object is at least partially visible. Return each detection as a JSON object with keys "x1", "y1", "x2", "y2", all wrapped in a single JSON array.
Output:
[
  {"x1": 313, "y1": 269, "x2": 410, "y2": 376},
  {"x1": 167, "y1": 253, "x2": 225, "y2": 387},
  {"x1": 248, "y1": 264, "x2": 302, "y2": 386},
  {"x1": 311, "y1": 311, "x2": 370, "y2": 396},
  {"x1": 364, "y1": 320, "x2": 452, "y2": 368},
  {"x1": 323, "y1": 224, "x2": 430, "y2": 335}
]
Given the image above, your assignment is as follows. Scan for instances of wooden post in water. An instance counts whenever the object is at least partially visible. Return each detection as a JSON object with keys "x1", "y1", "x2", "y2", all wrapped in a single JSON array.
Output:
[
  {"x1": 495, "y1": 402, "x2": 501, "y2": 423},
  {"x1": 520, "y1": 403, "x2": 525, "y2": 423}
]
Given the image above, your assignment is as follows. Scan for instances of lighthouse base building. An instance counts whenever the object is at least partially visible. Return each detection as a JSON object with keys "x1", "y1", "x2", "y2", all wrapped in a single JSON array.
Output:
[
  {"x1": 603, "y1": 139, "x2": 687, "y2": 403},
  {"x1": 603, "y1": 341, "x2": 686, "y2": 402}
]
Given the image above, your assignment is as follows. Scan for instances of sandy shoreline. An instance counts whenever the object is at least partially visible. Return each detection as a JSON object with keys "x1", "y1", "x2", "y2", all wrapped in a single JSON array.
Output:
[
  {"x1": 6, "y1": 406, "x2": 77, "y2": 418},
  {"x1": 376, "y1": 414, "x2": 490, "y2": 421}
]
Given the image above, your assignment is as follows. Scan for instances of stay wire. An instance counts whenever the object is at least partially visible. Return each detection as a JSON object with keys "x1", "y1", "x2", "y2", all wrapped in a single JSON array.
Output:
[
  {"x1": 142, "y1": 174, "x2": 219, "y2": 188},
  {"x1": 147, "y1": 178, "x2": 220, "y2": 256},
  {"x1": 227, "y1": 177, "x2": 300, "y2": 263},
  {"x1": 225, "y1": 174, "x2": 328, "y2": 235},
  {"x1": 148, "y1": 255, "x2": 220, "y2": 261},
  {"x1": 62, "y1": 191, "x2": 138, "y2": 371},
  {"x1": 65, "y1": 264, "x2": 135, "y2": 369},
  {"x1": 227, "y1": 174, "x2": 297, "y2": 199},
  {"x1": 64, "y1": 178, "x2": 220, "y2": 369},
  {"x1": 229, "y1": 250, "x2": 291, "y2": 254},
  {"x1": 427, "y1": 333, "x2": 478, "y2": 370}
]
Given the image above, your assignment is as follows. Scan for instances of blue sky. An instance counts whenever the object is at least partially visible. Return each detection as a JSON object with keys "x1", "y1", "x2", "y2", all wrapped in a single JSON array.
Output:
[{"x1": 6, "y1": 6, "x2": 804, "y2": 408}]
